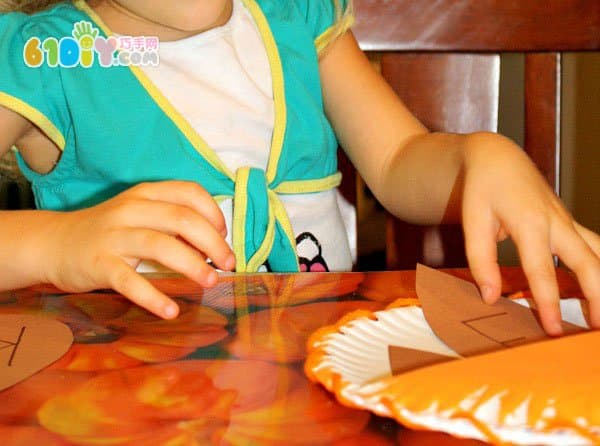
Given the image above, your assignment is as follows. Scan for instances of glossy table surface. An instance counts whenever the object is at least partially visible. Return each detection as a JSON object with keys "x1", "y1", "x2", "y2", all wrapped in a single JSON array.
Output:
[{"x1": 0, "y1": 268, "x2": 584, "y2": 445}]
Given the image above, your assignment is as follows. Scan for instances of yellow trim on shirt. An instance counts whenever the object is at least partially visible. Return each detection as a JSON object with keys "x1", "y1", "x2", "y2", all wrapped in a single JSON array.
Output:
[
  {"x1": 72, "y1": 0, "x2": 234, "y2": 180},
  {"x1": 274, "y1": 172, "x2": 342, "y2": 194},
  {"x1": 246, "y1": 200, "x2": 276, "y2": 272},
  {"x1": 269, "y1": 189, "x2": 299, "y2": 269},
  {"x1": 233, "y1": 167, "x2": 250, "y2": 272},
  {"x1": 315, "y1": 12, "x2": 355, "y2": 56},
  {"x1": 198, "y1": 170, "x2": 342, "y2": 205},
  {"x1": 0, "y1": 92, "x2": 66, "y2": 150},
  {"x1": 242, "y1": 0, "x2": 287, "y2": 185},
  {"x1": 213, "y1": 195, "x2": 230, "y2": 204}
]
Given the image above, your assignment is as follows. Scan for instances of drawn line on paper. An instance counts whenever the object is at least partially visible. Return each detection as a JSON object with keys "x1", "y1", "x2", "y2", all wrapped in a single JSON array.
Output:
[
  {"x1": 462, "y1": 313, "x2": 526, "y2": 346},
  {"x1": 4, "y1": 326, "x2": 26, "y2": 367}
]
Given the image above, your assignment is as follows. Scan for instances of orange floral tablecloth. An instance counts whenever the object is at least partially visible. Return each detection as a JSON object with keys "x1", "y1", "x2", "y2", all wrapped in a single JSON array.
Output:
[{"x1": 0, "y1": 268, "x2": 583, "y2": 445}]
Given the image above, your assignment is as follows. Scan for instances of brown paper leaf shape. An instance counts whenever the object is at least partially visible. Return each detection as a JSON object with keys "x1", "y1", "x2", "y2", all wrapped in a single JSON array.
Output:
[
  {"x1": 416, "y1": 264, "x2": 583, "y2": 357},
  {"x1": 0, "y1": 315, "x2": 73, "y2": 391}
]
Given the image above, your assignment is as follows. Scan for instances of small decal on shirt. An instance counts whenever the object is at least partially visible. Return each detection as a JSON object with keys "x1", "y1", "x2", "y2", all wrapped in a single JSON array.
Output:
[{"x1": 296, "y1": 232, "x2": 329, "y2": 272}]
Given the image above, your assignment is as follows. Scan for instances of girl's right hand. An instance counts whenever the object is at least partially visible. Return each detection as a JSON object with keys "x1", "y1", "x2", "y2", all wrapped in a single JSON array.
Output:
[{"x1": 39, "y1": 181, "x2": 235, "y2": 319}]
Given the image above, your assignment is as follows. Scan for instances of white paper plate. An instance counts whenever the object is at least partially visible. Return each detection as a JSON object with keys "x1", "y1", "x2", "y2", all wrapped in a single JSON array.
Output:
[{"x1": 310, "y1": 298, "x2": 595, "y2": 445}]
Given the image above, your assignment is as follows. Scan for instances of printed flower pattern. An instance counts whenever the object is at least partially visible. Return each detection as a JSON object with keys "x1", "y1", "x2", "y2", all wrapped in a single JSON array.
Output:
[
  {"x1": 0, "y1": 270, "x2": 581, "y2": 444},
  {"x1": 225, "y1": 300, "x2": 385, "y2": 363},
  {"x1": 38, "y1": 360, "x2": 370, "y2": 445},
  {"x1": 49, "y1": 294, "x2": 229, "y2": 371}
]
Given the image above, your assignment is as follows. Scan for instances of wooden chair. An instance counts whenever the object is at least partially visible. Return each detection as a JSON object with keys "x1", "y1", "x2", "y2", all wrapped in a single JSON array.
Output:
[{"x1": 345, "y1": 0, "x2": 600, "y2": 270}]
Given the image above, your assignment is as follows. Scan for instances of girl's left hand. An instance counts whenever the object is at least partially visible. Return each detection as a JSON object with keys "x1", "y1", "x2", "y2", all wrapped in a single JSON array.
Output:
[{"x1": 460, "y1": 132, "x2": 600, "y2": 335}]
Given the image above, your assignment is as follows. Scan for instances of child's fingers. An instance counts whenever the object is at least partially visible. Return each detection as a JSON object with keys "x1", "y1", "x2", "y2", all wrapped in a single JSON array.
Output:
[
  {"x1": 511, "y1": 225, "x2": 562, "y2": 336},
  {"x1": 462, "y1": 205, "x2": 502, "y2": 304},
  {"x1": 573, "y1": 221, "x2": 600, "y2": 259},
  {"x1": 552, "y1": 222, "x2": 600, "y2": 328},
  {"x1": 104, "y1": 257, "x2": 180, "y2": 319},
  {"x1": 119, "y1": 229, "x2": 220, "y2": 287},
  {"x1": 110, "y1": 199, "x2": 234, "y2": 271},
  {"x1": 127, "y1": 181, "x2": 227, "y2": 235}
]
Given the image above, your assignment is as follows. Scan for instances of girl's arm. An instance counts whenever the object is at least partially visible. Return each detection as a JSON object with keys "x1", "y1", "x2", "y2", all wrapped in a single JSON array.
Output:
[
  {"x1": 319, "y1": 32, "x2": 468, "y2": 224},
  {"x1": 320, "y1": 32, "x2": 600, "y2": 335},
  {"x1": 0, "y1": 106, "x2": 53, "y2": 289},
  {"x1": 0, "y1": 105, "x2": 235, "y2": 319}
]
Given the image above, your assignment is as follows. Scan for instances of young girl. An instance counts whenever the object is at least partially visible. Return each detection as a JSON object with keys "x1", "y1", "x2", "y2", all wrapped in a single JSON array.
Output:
[{"x1": 0, "y1": 0, "x2": 598, "y2": 335}]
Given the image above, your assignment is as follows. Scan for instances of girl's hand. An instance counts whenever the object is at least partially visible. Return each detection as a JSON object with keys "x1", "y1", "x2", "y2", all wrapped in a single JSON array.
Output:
[
  {"x1": 39, "y1": 181, "x2": 235, "y2": 319},
  {"x1": 461, "y1": 133, "x2": 600, "y2": 335},
  {"x1": 317, "y1": 32, "x2": 599, "y2": 335}
]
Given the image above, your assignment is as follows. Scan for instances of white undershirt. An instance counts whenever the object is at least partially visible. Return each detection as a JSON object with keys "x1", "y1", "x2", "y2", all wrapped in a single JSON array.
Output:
[{"x1": 139, "y1": 0, "x2": 355, "y2": 271}]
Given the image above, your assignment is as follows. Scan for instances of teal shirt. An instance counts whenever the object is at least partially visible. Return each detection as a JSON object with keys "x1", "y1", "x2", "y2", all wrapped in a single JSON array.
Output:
[{"x1": 0, "y1": 0, "x2": 354, "y2": 272}]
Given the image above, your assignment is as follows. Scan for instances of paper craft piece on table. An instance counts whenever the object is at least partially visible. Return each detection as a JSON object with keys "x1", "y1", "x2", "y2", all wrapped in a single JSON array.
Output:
[
  {"x1": 388, "y1": 345, "x2": 453, "y2": 375},
  {"x1": 0, "y1": 315, "x2": 73, "y2": 391},
  {"x1": 416, "y1": 263, "x2": 583, "y2": 355},
  {"x1": 389, "y1": 264, "x2": 584, "y2": 373}
]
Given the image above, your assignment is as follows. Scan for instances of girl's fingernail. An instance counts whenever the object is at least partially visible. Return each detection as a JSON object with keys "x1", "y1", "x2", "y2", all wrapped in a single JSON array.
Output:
[
  {"x1": 225, "y1": 254, "x2": 235, "y2": 271},
  {"x1": 481, "y1": 285, "x2": 494, "y2": 302},
  {"x1": 206, "y1": 269, "x2": 218, "y2": 286},
  {"x1": 164, "y1": 304, "x2": 178, "y2": 319},
  {"x1": 549, "y1": 321, "x2": 563, "y2": 336}
]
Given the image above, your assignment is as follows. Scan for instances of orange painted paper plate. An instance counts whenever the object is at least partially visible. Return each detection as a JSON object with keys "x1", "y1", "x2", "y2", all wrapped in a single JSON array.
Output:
[{"x1": 305, "y1": 298, "x2": 599, "y2": 445}]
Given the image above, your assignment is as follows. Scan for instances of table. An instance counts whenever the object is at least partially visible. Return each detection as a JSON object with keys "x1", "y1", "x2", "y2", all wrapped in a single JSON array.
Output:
[{"x1": 0, "y1": 268, "x2": 584, "y2": 445}]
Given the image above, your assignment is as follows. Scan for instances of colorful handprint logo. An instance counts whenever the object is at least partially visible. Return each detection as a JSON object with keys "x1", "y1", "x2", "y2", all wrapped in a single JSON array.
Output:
[{"x1": 23, "y1": 20, "x2": 159, "y2": 68}]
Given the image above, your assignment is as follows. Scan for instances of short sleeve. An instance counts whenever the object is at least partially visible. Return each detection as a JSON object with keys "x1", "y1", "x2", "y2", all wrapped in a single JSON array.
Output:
[
  {"x1": 0, "y1": 12, "x2": 70, "y2": 149},
  {"x1": 295, "y1": 0, "x2": 354, "y2": 57}
]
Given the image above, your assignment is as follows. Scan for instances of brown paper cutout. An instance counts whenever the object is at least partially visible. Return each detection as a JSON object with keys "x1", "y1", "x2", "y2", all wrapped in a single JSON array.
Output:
[
  {"x1": 416, "y1": 264, "x2": 583, "y2": 356},
  {"x1": 0, "y1": 315, "x2": 73, "y2": 391},
  {"x1": 389, "y1": 265, "x2": 584, "y2": 374},
  {"x1": 388, "y1": 346, "x2": 453, "y2": 375}
]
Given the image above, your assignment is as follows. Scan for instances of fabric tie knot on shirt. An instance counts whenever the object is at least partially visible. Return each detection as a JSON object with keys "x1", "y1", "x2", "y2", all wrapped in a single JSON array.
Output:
[{"x1": 233, "y1": 166, "x2": 298, "y2": 272}]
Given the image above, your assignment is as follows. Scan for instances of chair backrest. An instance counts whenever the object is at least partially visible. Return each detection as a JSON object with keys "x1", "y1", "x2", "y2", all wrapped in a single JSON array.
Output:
[{"x1": 346, "y1": 0, "x2": 600, "y2": 269}]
